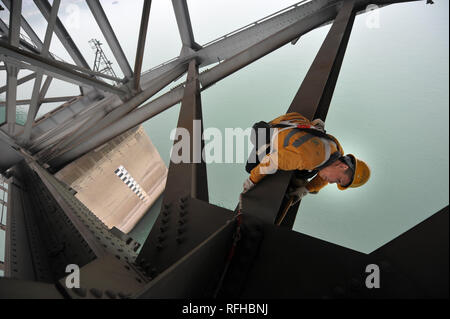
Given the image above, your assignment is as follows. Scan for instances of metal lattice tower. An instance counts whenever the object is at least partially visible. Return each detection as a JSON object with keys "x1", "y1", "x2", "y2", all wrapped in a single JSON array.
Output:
[
  {"x1": 89, "y1": 38, "x2": 118, "y2": 84},
  {"x1": 0, "y1": 0, "x2": 447, "y2": 299}
]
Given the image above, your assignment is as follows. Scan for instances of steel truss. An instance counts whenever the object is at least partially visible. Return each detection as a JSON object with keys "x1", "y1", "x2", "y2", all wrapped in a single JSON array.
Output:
[{"x1": 0, "y1": 0, "x2": 447, "y2": 299}]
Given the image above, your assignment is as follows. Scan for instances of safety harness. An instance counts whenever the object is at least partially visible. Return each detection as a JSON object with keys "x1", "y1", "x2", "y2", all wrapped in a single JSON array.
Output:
[{"x1": 246, "y1": 120, "x2": 342, "y2": 177}]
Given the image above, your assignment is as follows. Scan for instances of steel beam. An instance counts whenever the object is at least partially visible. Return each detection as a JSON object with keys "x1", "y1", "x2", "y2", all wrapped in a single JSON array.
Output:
[
  {"x1": 33, "y1": 0, "x2": 90, "y2": 70},
  {"x1": 4, "y1": 0, "x2": 21, "y2": 135},
  {"x1": 44, "y1": 63, "x2": 188, "y2": 166},
  {"x1": 288, "y1": 0, "x2": 357, "y2": 119},
  {"x1": 27, "y1": 0, "x2": 332, "y2": 155},
  {"x1": 38, "y1": 76, "x2": 53, "y2": 107},
  {"x1": 86, "y1": 0, "x2": 133, "y2": 78},
  {"x1": 0, "y1": 42, "x2": 128, "y2": 97},
  {"x1": 0, "y1": 18, "x2": 8, "y2": 35},
  {"x1": 45, "y1": 1, "x2": 344, "y2": 166},
  {"x1": 241, "y1": 0, "x2": 357, "y2": 228},
  {"x1": 134, "y1": 0, "x2": 152, "y2": 91},
  {"x1": 2, "y1": 0, "x2": 44, "y2": 51},
  {"x1": 7, "y1": 0, "x2": 21, "y2": 47},
  {"x1": 165, "y1": 59, "x2": 208, "y2": 202},
  {"x1": 27, "y1": 0, "x2": 416, "y2": 156},
  {"x1": 0, "y1": 96, "x2": 78, "y2": 107},
  {"x1": 21, "y1": 0, "x2": 61, "y2": 144},
  {"x1": 5, "y1": 64, "x2": 18, "y2": 134},
  {"x1": 171, "y1": 0, "x2": 201, "y2": 52},
  {"x1": 0, "y1": 72, "x2": 36, "y2": 94}
]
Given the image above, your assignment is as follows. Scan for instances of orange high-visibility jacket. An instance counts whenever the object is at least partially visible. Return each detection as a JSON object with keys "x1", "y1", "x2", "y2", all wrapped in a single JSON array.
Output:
[{"x1": 249, "y1": 112, "x2": 344, "y2": 193}]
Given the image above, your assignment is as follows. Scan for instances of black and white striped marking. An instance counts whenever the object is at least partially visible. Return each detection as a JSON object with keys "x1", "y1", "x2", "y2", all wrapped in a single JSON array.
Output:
[{"x1": 114, "y1": 165, "x2": 148, "y2": 201}]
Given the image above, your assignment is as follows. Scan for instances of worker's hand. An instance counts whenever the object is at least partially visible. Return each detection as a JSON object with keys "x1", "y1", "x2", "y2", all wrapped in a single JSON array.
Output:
[
  {"x1": 242, "y1": 178, "x2": 255, "y2": 194},
  {"x1": 288, "y1": 185, "x2": 309, "y2": 204},
  {"x1": 311, "y1": 118, "x2": 325, "y2": 132}
]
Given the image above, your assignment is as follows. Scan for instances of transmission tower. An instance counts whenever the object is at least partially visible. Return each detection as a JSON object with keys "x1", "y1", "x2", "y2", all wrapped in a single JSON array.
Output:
[{"x1": 89, "y1": 38, "x2": 119, "y2": 83}]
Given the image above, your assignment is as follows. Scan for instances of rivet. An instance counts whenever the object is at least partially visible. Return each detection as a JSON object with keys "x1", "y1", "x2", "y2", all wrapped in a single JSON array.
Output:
[
  {"x1": 176, "y1": 237, "x2": 184, "y2": 244},
  {"x1": 72, "y1": 287, "x2": 87, "y2": 298},
  {"x1": 177, "y1": 228, "x2": 184, "y2": 234},
  {"x1": 118, "y1": 292, "x2": 132, "y2": 299},
  {"x1": 178, "y1": 219, "x2": 186, "y2": 225},
  {"x1": 90, "y1": 288, "x2": 103, "y2": 298},
  {"x1": 105, "y1": 290, "x2": 117, "y2": 299},
  {"x1": 139, "y1": 258, "x2": 147, "y2": 266},
  {"x1": 157, "y1": 235, "x2": 165, "y2": 242},
  {"x1": 160, "y1": 226, "x2": 167, "y2": 233},
  {"x1": 156, "y1": 244, "x2": 163, "y2": 250}
]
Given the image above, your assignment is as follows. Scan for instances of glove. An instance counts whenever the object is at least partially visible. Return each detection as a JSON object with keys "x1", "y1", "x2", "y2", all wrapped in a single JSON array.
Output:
[
  {"x1": 311, "y1": 118, "x2": 325, "y2": 132},
  {"x1": 242, "y1": 178, "x2": 255, "y2": 194},
  {"x1": 288, "y1": 185, "x2": 309, "y2": 204}
]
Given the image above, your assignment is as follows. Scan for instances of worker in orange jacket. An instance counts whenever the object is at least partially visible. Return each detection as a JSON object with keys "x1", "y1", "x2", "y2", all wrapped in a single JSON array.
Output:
[{"x1": 242, "y1": 112, "x2": 370, "y2": 202}]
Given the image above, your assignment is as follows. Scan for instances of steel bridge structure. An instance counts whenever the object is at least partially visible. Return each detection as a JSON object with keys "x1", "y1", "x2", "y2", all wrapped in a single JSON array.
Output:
[{"x1": 0, "y1": 0, "x2": 447, "y2": 299}]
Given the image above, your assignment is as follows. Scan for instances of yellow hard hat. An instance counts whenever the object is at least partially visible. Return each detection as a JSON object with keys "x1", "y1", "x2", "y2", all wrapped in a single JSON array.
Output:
[{"x1": 337, "y1": 154, "x2": 371, "y2": 190}]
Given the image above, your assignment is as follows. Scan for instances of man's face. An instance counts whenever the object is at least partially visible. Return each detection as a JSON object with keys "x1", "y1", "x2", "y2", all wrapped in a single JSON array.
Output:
[{"x1": 318, "y1": 160, "x2": 351, "y2": 186}]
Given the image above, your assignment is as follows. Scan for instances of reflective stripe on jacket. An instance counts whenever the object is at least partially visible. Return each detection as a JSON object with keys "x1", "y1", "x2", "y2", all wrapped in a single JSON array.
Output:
[{"x1": 249, "y1": 112, "x2": 344, "y2": 193}]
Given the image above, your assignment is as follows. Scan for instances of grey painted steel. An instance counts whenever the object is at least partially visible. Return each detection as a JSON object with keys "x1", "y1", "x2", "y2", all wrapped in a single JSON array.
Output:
[
  {"x1": 0, "y1": 18, "x2": 8, "y2": 35},
  {"x1": 0, "y1": 278, "x2": 64, "y2": 299},
  {"x1": 21, "y1": 0, "x2": 61, "y2": 144},
  {"x1": 133, "y1": 0, "x2": 152, "y2": 91},
  {"x1": 171, "y1": 0, "x2": 201, "y2": 51},
  {"x1": 58, "y1": 254, "x2": 150, "y2": 299},
  {"x1": 5, "y1": 64, "x2": 18, "y2": 135},
  {"x1": 0, "y1": 0, "x2": 445, "y2": 299},
  {"x1": 47, "y1": 0, "x2": 344, "y2": 165},
  {"x1": 86, "y1": 0, "x2": 133, "y2": 78},
  {"x1": 5, "y1": 0, "x2": 21, "y2": 135},
  {"x1": 33, "y1": 0, "x2": 90, "y2": 70},
  {"x1": 45, "y1": 63, "x2": 188, "y2": 167},
  {"x1": 136, "y1": 198, "x2": 234, "y2": 289},
  {"x1": 218, "y1": 208, "x2": 449, "y2": 298},
  {"x1": 0, "y1": 71, "x2": 36, "y2": 94},
  {"x1": 288, "y1": 0, "x2": 356, "y2": 118},
  {"x1": 2, "y1": 0, "x2": 44, "y2": 51},
  {"x1": 0, "y1": 96, "x2": 77, "y2": 107},
  {"x1": 17, "y1": 0, "x2": 327, "y2": 156},
  {"x1": 168, "y1": 59, "x2": 208, "y2": 201},
  {"x1": 38, "y1": 75, "x2": 53, "y2": 107},
  {"x1": 26, "y1": 0, "x2": 330, "y2": 153},
  {"x1": 0, "y1": 41, "x2": 128, "y2": 97},
  {"x1": 136, "y1": 219, "x2": 235, "y2": 298},
  {"x1": 0, "y1": 133, "x2": 21, "y2": 173},
  {"x1": 280, "y1": 0, "x2": 357, "y2": 229},
  {"x1": 3, "y1": 175, "x2": 39, "y2": 280},
  {"x1": 29, "y1": 95, "x2": 120, "y2": 152},
  {"x1": 240, "y1": 0, "x2": 356, "y2": 227},
  {"x1": 2, "y1": 0, "x2": 417, "y2": 168},
  {"x1": 7, "y1": 0, "x2": 21, "y2": 47}
]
